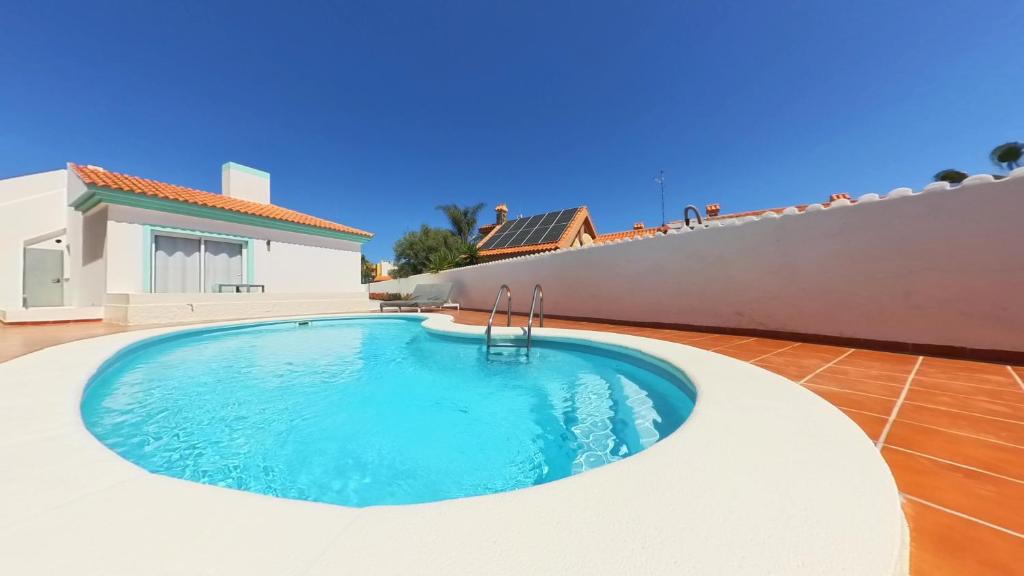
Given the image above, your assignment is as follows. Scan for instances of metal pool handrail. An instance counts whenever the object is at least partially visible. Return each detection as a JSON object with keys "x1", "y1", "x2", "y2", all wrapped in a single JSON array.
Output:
[
  {"x1": 486, "y1": 284, "x2": 512, "y2": 351},
  {"x1": 526, "y1": 284, "x2": 544, "y2": 351}
]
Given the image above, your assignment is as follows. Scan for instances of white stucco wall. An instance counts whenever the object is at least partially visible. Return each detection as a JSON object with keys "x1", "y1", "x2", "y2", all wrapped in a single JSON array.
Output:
[
  {"x1": 0, "y1": 169, "x2": 69, "y2": 310},
  {"x1": 105, "y1": 218, "x2": 144, "y2": 294},
  {"x1": 372, "y1": 171, "x2": 1024, "y2": 354},
  {"x1": 104, "y1": 205, "x2": 363, "y2": 294},
  {"x1": 266, "y1": 240, "x2": 359, "y2": 292}
]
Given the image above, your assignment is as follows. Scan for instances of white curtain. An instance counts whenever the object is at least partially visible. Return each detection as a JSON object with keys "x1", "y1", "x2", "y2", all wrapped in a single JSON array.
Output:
[
  {"x1": 204, "y1": 240, "x2": 243, "y2": 292},
  {"x1": 154, "y1": 236, "x2": 200, "y2": 293}
]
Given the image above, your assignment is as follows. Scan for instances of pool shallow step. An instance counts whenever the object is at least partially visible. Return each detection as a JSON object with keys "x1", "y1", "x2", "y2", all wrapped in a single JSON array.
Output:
[{"x1": 488, "y1": 341, "x2": 527, "y2": 348}]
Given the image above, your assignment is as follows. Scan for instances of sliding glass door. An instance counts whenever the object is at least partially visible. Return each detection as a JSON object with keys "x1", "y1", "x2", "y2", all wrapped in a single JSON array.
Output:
[
  {"x1": 153, "y1": 235, "x2": 201, "y2": 293},
  {"x1": 203, "y1": 240, "x2": 243, "y2": 292},
  {"x1": 152, "y1": 233, "x2": 245, "y2": 293}
]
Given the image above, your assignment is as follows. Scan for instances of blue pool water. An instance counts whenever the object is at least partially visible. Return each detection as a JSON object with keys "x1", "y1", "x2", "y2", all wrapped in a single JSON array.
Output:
[{"x1": 82, "y1": 318, "x2": 695, "y2": 507}]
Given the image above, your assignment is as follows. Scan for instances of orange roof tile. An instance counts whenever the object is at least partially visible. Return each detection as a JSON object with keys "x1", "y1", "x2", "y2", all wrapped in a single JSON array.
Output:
[
  {"x1": 708, "y1": 199, "x2": 857, "y2": 221},
  {"x1": 478, "y1": 242, "x2": 562, "y2": 259},
  {"x1": 71, "y1": 164, "x2": 372, "y2": 238},
  {"x1": 477, "y1": 222, "x2": 499, "y2": 236},
  {"x1": 595, "y1": 225, "x2": 668, "y2": 244}
]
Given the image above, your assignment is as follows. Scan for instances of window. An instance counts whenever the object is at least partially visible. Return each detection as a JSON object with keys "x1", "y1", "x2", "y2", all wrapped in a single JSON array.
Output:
[{"x1": 152, "y1": 233, "x2": 246, "y2": 293}]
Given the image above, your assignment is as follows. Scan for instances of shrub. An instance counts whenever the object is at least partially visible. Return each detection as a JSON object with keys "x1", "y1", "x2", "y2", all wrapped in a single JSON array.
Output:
[{"x1": 369, "y1": 292, "x2": 412, "y2": 301}]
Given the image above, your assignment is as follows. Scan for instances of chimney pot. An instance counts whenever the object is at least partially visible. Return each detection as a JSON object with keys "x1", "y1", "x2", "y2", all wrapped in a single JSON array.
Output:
[
  {"x1": 495, "y1": 203, "x2": 508, "y2": 225},
  {"x1": 633, "y1": 222, "x2": 645, "y2": 230},
  {"x1": 705, "y1": 203, "x2": 721, "y2": 217},
  {"x1": 829, "y1": 193, "x2": 851, "y2": 202}
]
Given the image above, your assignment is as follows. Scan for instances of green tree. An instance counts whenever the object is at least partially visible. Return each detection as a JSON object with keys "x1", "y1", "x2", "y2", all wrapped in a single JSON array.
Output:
[
  {"x1": 393, "y1": 225, "x2": 467, "y2": 276},
  {"x1": 990, "y1": 142, "x2": 1023, "y2": 172},
  {"x1": 426, "y1": 248, "x2": 460, "y2": 273},
  {"x1": 360, "y1": 254, "x2": 375, "y2": 283},
  {"x1": 459, "y1": 242, "x2": 479, "y2": 267},
  {"x1": 933, "y1": 169, "x2": 968, "y2": 184},
  {"x1": 436, "y1": 202, "x2": 486, "y2": 243}
]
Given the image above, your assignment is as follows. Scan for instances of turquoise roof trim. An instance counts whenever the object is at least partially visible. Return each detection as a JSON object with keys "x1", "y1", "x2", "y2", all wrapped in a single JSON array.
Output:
[{"x1": 71, "y1": 187, "x2": 371, "y2": 244}]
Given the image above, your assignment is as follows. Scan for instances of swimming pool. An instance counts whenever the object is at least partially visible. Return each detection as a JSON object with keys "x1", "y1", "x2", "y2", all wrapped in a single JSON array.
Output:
[{"x1": 81, "y1": 317, "x2": 696, "y2": 507}]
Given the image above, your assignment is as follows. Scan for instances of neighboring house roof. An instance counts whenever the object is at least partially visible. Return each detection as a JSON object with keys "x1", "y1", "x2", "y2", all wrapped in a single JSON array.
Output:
[
  {"x1": 476, "y1": 206, "x2": 596, "y2": 260},
  {"x1": 595, "y1": 223, "x2": 668, "y2": 244},
  {"x1": 666, "y1": 194, "x2": 858, "y2": 228},
  {"x1": 70, "y1": 164, "x2": 373, "y2": 239},
  {"x1": 704, "y1": 191, "x2": 856, "y2": 220}
]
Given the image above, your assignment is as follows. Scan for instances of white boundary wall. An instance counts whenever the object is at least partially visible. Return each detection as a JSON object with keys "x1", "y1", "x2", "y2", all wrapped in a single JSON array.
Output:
[{"x1": 372, "y1": 170, "x2": 1024, "y2": 353}]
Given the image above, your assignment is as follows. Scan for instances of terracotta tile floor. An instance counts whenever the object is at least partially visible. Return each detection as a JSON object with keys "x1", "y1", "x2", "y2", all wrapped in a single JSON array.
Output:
[{"x1": 2, "y1": 312, "x2": 1022, "y2": 574}]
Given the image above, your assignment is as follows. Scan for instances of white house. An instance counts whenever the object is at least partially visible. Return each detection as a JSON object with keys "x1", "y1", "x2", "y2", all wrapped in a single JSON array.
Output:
[{"x1": 0, "y1": 162, "x2": 374, "y2": 325}]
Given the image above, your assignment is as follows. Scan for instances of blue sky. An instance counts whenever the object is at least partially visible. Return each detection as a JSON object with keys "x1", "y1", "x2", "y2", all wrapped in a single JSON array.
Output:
[{"x1": 2, "y1": 1, "x2": 1021, "y2": 261}]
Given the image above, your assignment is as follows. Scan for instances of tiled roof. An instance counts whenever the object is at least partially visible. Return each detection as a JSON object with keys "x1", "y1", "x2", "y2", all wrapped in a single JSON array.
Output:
[
  {"x1": 701, "y1": 194, "x2": 858, "y2": 223},
  {"x1": 71, "y1": 164, "x2": 373, "y2": 238},
  {"x1": 478, "y1": 241, "x2": 562, "y2": 258},
  {"x1": 477, "y1": 207, "x2": 593, "y2": 259},
  {"x1": 708, "y1": 199, "x2": 858, "y2": 221},
  {"x1": 595, "y1": 225, "x2": 668, "y2": 244}
]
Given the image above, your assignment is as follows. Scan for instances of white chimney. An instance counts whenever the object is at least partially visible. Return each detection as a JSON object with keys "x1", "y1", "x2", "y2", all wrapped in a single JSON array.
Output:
[{"x1": 222, "y1": 162, "x2": 270, "y2": 204}]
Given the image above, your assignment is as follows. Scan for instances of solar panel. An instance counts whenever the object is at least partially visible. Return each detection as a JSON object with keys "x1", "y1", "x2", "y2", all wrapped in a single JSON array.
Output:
[
  {"x1": 501, "y1": 218, "x2": 527, "y2": 235},
  {"x1": 498, "y1": 229, "x2": 522, "y2": 248},
  {"x1": 521, "y1": 214, "x2": 544, "y2": 228},
  {"x1": 539, "y1": 225, "x2": 565, "y2": 243},
  {"x1": 481, "y1": 233, "x2": 504, "y2": 250},
  {"x1": 555, "y1": 209, "x2": 576, "y2": 224},
  {"x1": 511, "y1": 219, "x2": 543, "y2": 243},
  {"x1": 538, "y1": 212, "x2": 559, "y2": 227},
  {"x1": 492, "y1": 232, "x2": 516, "y2": 249},
  {"x1": 522, "y1": 226, "x2": 548, "y2": 245},
  {"x1": 478, "y1": 207, "x2": 581, "y2": 251}
]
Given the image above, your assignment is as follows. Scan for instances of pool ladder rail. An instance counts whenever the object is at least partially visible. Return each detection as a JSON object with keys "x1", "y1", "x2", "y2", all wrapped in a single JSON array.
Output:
[{"x1": 485, "y1": 284, "x2": 544, "y2": 354}]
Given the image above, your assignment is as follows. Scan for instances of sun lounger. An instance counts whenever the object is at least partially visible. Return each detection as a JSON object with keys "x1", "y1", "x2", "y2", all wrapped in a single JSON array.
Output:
[{"x1": 379, "y1": 283, "x2": 454, "y2": 312}]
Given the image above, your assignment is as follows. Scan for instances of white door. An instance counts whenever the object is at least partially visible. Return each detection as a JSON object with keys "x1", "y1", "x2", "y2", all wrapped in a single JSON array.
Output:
[
  {"x1": 204, "y1": 240, "x2": 244, "y2": 292},
  {"x1": 23, "y1": 248, "x2": 64, "y2": 307}
]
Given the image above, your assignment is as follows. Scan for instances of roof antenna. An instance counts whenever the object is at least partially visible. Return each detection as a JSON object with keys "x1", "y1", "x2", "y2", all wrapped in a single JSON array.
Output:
[{"x1": 654, "y1": 170, "x2": 666, "y2": 226}]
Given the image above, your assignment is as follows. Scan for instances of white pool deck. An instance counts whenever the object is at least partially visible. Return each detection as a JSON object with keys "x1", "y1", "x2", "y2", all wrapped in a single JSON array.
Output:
[{"x1": 0, "y1": 313, "x2": 908, "y2": 575}]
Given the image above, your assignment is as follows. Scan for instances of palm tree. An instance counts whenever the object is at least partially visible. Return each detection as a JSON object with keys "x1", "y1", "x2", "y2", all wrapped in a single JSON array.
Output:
[
  {"x1": 933, "y1": 169, "x2": 968, "y2": 184},
  {"x1": 426, "y1": 248, "x2": 459, "y2": 273},
  {"x1": 360, "y1": 255, "x2": 376, "y2": 283},
  {"x1": 436, "y1": 203, "x2": 486, "y2": 244},
  {"x1": 990, "y1": 142, "x2": 1023, "y2": 172},
  {"x1": 458, "y1": 242, "x2": 479, "y2": 267}
]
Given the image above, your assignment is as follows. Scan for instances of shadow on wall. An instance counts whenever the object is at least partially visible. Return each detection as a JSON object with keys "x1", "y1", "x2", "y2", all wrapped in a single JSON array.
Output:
[{"x1": 82, "y1": 208, "x2": 106, "y2": 265}]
